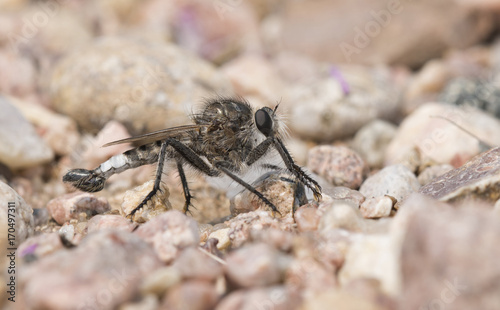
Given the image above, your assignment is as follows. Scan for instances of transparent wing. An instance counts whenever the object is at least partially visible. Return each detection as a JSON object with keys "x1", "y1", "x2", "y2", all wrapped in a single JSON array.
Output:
[{"x1": 102, "y1": 125, "x2": 204, "y2": 147}]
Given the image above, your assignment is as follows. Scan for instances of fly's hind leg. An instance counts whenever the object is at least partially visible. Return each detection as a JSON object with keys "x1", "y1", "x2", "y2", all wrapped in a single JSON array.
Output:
[
  {"x1": 128, "y1": 141, "x2": 169, "y2": 218},
  {"x1": 176, "y1": 160, "x2": 195, "y2": 215}
]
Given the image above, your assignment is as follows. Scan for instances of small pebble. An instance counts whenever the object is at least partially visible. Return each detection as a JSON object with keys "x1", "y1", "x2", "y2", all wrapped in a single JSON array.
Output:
[
  {"x1": 307, "y1": 145, "x2": 366, "y2": 189},
  {"x1": 46, "y1": 192, "x2": 110, "y2": 225},
  {"x1": 135, "y1": 210, "x2": 199, "y2": 263},
  {"x1": 140, "y1": 267, "x2": 182, "y2": 296},
  {"x1": 359, "y1": 164, "x2": 420, "y2": 201},
  {"x1": 161, "y1": 280, "x2": 219, "y2": 310},
  {"x1": 351, "y1": 119, "x2": 397, "y2": 168},
  {"x1": 172, "y1": 247, "x2": 223, "y2": 282},
  {"x1": 208, "y1": 228, "x2": 231, "y2": 250},
  {"x1": 359, "y1": 196, "x2": 394, "y2": 219},
  {"x1": 225, "y1": 243, "x2": 285, "y2": 288},
  {"x1": 294, "y1": 204, "x2": 321, "y2": 232}
]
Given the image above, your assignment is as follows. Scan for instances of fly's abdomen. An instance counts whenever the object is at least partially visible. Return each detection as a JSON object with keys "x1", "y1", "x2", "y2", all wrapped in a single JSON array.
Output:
[{"x1": 63, "y1": 143, "x2": 162, "y2": 192}]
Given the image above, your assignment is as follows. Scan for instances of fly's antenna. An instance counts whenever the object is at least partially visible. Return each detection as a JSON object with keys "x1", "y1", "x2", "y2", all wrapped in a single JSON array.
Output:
[
  {"x1": 430, "y1": 115, "x2": 492, "y2": 152},
  {"x1": 273, "y1": 98, "x2": 282, "y2": 115}
]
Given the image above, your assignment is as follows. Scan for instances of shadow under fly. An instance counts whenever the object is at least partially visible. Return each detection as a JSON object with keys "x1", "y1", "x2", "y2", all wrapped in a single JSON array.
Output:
[{"x1": 63, "y1": 97, "x2": 322, "y2": 217}]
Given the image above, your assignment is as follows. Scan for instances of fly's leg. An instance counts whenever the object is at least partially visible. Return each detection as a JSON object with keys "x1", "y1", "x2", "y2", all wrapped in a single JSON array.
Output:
[
  {"x1": 215, "y1": 162, "x2": 282, "y2": 216},
  {"x1": 274, "y1": 138, "x2": 322, "y2": 201},
  {"x1": 246, "y1": 137, "x2": 322, "y2": 201},
  {"x1": 128, "y1": 140, "x2": 169, "y2": 218},
  {"x1": 128, "y1": 138, "x2": 218, "y2": 217},
  {"x1": 176, "y1": 160, "x2": 195, "y2": 215}
]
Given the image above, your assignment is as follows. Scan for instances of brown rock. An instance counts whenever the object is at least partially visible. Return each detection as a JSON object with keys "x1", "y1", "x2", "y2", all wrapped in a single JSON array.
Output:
[
  {"x1": 419, "y1": 147, "x2": 500, "y2": 204},
  {"x1": 401, "y1": 203, "x2": 500, "y2": 310},
  {"x1": 46, "y1": 192, "x2": 110, "y2": 225},
  {"x1": 225, "y1": 243, "x2": 286, "y2": 288},
  {"x1": 308, "y1": 145, "x2": 366, "y2": 189},
  {"x1": 135, "y1": 210, "x2": 199, "y2": 263},
  {"x1": 161, "y1": 280, "x2": 219, "y2": 310},
  {"x1": 19, "y1": 230, "x2": 162, "y2": 310}
]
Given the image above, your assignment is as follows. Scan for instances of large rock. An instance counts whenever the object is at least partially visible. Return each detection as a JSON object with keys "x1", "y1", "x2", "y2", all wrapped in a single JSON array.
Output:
[
  {"x1": 338, "y1": 234, "x2": 401, "y2": 296},
  {"x1": 0, "y1": 96, "x2": 53, "y2": 169},
  {"x1": 49, "y1": 36, "x2": 233, "y2": 134},
  {"x1": 401, "y1": 202, "x2": 500, "y2": 310},
  {"x1": 385, "y1": 103, "x2": 500, "y2": 168},
  {"x1": 19, "y1": 230, "x2": 162, "y2": 310},
  {"x1": 280, "y1": 0, "x2": 495, "y2": 68},
  {"x1": 0, "y1": 181, "x2": 34, "y2": 249},
  {"x1": 284, "y1": 65, "x2": 401, "y2": 141}
]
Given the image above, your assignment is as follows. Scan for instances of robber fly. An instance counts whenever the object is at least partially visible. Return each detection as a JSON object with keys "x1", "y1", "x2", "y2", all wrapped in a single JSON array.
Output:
[{"x1": 63, "y1": 97, "x2": 322, "y2": 217}]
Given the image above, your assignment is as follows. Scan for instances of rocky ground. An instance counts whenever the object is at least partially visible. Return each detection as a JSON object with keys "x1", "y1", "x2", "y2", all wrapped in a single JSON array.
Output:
[{"x1": 1, "y1": 0, "x2": 500, "y2": 309}]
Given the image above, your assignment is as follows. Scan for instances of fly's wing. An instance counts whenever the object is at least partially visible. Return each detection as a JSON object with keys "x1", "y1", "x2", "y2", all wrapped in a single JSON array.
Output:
[{"x1": 102, "y1": 125, "x2": 204, "y2": 147}]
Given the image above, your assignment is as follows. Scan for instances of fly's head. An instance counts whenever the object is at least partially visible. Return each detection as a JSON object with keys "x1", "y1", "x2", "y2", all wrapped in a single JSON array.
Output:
[{"x1": 254, "y1": 104, "x2": 286, "y2": 139}]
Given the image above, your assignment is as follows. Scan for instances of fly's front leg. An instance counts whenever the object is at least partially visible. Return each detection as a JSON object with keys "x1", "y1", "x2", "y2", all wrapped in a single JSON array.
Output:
[
  {"x1": 273, "y1": 138, "x2": 322, "y2": 201},
  {"x1": 247, "y1": 137, "x2": 322, "y2": 201}
]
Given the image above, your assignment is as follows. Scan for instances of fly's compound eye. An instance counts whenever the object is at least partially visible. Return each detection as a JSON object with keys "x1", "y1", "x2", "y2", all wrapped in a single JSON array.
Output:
[{"x1": 255, "y1": 108, "x2": 273, "y2": 136}]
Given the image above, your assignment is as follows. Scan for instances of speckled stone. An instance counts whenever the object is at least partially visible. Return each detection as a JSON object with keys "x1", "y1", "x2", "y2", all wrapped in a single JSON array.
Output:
[
  {"x1": 307, "y1": 145, "x2": 366, "y2": 189},
  {"x1": 135, "y1": 210, "x2": 199, "y2": 263},
  {"x1": 359, "y1": 165, "x2": 420, "y2": 202}
]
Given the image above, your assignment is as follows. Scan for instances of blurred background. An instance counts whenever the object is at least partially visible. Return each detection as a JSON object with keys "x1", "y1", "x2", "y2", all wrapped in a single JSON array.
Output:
[{"x1": 2, "y1": 1, "x2": 500, "y2": 309}]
